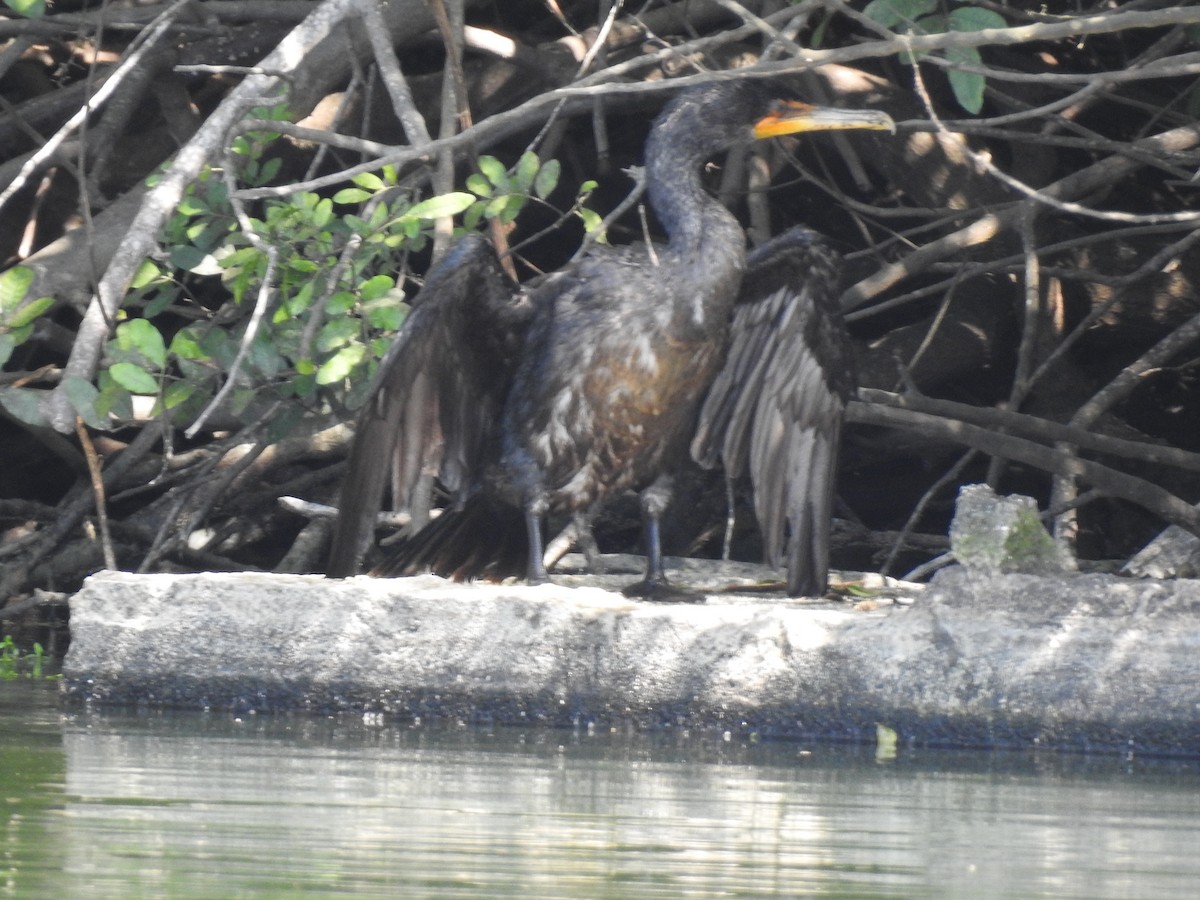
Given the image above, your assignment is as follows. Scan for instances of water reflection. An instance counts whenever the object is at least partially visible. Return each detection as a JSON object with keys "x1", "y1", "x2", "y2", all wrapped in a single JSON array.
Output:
[{"x1": 4, "y1": 682, "x2": 1200, "y2": 897}]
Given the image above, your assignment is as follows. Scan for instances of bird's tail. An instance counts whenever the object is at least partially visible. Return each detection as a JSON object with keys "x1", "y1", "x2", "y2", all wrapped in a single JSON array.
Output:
[{"x1": 370, "y1": 495, "x2": 530, "y2": 582}]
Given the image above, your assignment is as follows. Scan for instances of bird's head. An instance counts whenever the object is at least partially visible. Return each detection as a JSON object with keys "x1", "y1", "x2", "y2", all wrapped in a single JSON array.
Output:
[{"x1": 652, "y1": 79, "x2": 895, "y2": 157}]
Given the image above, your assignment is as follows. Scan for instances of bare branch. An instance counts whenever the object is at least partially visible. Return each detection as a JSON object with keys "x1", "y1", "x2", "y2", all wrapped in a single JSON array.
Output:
[
  {"x1": 846, "y1": 401, "x2": 1200, "y2": 536},
  {"x1": 41, "y1": 0, "x2": 363, "y2": 433},
  {"x1": 0, "y1": 0, "x2": 191, "y2": 216}
]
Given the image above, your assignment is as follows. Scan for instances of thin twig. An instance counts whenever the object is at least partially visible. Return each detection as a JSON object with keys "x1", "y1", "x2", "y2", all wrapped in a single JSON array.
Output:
[
  {"x1": 355, "y1": 0, "x2": 431, "y2": 145},
  {"x1": 883, "y1": 448, "x2": 978, "y2": 578},
  {"x1": 74, "y1": 417, "x2": 117, "y2": 570},
  {"x1": 184, "y1": 161, "x2": 281, "y2": 439},
  {"x1": 0, "y1": 0, "x2": 192, "y2": 216},
  {"x1": 571, "y1": 165, "x2": 647, "y2": 261}
]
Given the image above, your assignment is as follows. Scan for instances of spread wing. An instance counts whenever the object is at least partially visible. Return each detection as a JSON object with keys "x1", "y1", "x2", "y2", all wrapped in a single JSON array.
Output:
[
  {"x1": 691, "y1": 227, "x2": 854, "y2": 596},
  {"x1": 327, "y1": 235, "x2": 528, "y2": 577}
]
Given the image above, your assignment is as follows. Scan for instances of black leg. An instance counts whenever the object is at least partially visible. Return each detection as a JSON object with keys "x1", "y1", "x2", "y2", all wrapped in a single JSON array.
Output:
[
  {"x1": 621, "y1": 476, "x2": 697, "y2": 602},
  {"x1": 524, "y1": 508, "x2": 548, "y2": 584},
  {"x1": 642, "y1": 512, "x2": 668, "y2": 585}
]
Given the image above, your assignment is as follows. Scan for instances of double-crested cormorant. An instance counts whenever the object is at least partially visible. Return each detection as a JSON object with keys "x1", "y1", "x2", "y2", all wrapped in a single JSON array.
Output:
[{"x1": 326, "y1": 78, "x2": 893, "y2": 596}]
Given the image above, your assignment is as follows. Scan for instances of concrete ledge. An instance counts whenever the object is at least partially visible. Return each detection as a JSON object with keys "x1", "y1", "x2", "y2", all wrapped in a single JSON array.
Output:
[{"x1": 62, "y1": 566, "x2": 1200, "y2": 756}]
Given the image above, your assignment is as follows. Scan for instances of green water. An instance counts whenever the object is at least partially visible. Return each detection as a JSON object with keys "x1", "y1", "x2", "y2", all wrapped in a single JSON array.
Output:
[{"x1": 3, "y1": 679, "x2": 1200, "y2": 897}]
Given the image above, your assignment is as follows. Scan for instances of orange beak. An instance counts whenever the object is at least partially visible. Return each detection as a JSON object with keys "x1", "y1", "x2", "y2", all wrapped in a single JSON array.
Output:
[{"x1": 753, "y1": 100, "x2": 896, "y2": 139}]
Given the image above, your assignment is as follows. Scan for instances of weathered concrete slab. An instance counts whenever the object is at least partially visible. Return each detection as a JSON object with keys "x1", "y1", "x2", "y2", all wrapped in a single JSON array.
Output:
[{"x1": 62, "y1": 565, "x2": 1200, "y2": 756}]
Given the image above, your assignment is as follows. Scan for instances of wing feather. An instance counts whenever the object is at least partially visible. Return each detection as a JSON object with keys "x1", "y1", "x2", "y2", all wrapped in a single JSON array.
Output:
[
  {"x1": 691, "y1": 227, "x2": 854, "y2": 596},
  {"x1": 327, "y1": 235, "x2": 526, "y2": 577}
]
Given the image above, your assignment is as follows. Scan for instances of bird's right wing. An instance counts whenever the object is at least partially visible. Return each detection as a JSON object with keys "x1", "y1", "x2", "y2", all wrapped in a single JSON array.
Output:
[
  {"x1": 691, "y1": 228, "x2": 854, "y2": 596},
  {"x1": 327, "y1": 235, "x2": 527, "y2": 577}
]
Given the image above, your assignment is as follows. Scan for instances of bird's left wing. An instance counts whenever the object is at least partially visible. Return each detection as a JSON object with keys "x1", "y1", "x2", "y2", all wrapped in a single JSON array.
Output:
[
  {"x1": 691, "y1": 227, "x2": 854, "y2": 596},
  {"x1": 327, "y1": 235, "x2": 527, "y2": 577}
]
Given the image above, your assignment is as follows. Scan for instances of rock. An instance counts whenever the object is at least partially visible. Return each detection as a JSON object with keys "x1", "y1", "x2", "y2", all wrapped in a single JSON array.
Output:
[
  {"x1": 61, "y1": 563, "x2": 1200, "y2": 756},
  {"x1": 1124, "y1": 525, "x2": 1200, "y2": 579},
  {"x1": 949, "y1": 483, "x2": 1075, "y2": 575}
]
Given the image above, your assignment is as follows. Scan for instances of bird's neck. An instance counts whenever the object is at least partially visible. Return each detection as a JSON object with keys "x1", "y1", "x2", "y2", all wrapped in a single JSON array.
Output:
[{"x1": 645, "y1": 130, "x2": 745, "y2": 268}]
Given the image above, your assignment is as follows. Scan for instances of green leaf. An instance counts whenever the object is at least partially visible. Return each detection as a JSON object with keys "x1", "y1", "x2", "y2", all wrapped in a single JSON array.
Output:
[
  {"x1": 534, "y1": 159, "x2": 560, "y2": 199},
  {"x1": 317, "y1": 318, "x2": 360, "y2": 352},
  {"x1": 311, "y1": 197, "x2": 334, "y2": 228},
  {"x1": 0, "y1": 386, "x2": 45, "y2": 425},
  {"x1": 315, "y1": 344, "x2": 366, "y2": 384},
  {"x1": 218, "y1": 246, "x2": 261, "y2": 271},
  {"x1": 327, "y1": 290, "x2": 357, "y2": 315},
  {"x1": 373, "y1": 203, "x2": 397, "y2": 228},
  {"x1": 116, "y1": 319, "x2": 167, "y2": 368},
  {"x1": 229, "y1": 386, "x2": 256, "y2": 417},
  {"x1": 142, "y1": 289, "x2": 175, "y2": 318},
  {"x1": 201, "y1": 328, "x2": 235, "y2": 368},
  {"x1": 258, "y1": 157, "x2": 282, "y2": 184},
  {"x1": 577, "y1": 207, "x2": 605, "y2": 238},
  {"x1": 515, "y1": 151, "x2": 540, "y2": 193},
  {"x1": 0, "y1": 333, "x2": 13, "y2": 368},
  {"x1": 169, "y1": 328, "x2": 204, "y2": 360},
  {"x1": 498, "y1": 194, "x2": 526, "y2": 224},
  {"x1": 4, "y1": 0, "x2": 46, "y2": 18},
  {"x1": 947, "y1": 6, "x2": 1007, "y2": 32},
  {"x1": 947, "y1": 46, "x2": 985, "y2": 113},
  {"x1": 399, "y1": 216, "x2": 422, "y2": 240},
  {"x1": 7, "y1": 323, "x2": 31, "y2": 346},
  {"x1": 466, "y1": 173, "x2": 493, "y2": 198},
  {"x1": 863, "y1": 0, "x2": 936, "y2": 29},
  {"x1": 175, "y1": 357, "x2": 211, "y2": 383},
  {"x1": 463, "y1": 200, "x2": 486, "y2": 231},
  {"x1": 352, "y1": 172, "x2": 386, "y2": 192},
  {"x1": 289, "y1": 280, "x2": 316, "y2": 317},
  {"x1": 184, "y1": 219, "x2": 223, "y2": 248},
  {"x1": 407, "y1": 192, "x2": 476, "y2": 220},
  {"x1": 292, "y1": 371, "x2": 317, "y2": 399},
  {"x1": 3, "y1": 295, "x2": 52, "y2": 329},
  {"x1": 176, "y1": 195, "x2": 208, "y2": 216},
  {"x1": 95, "y1": 372, "x2": 134, "y2": 421},
  {"x1": 483, "y1": 195, "x2": 511, "y2": 220},
  {"x1": 342, "y1": 214, "x2": 369, "y2": 235},
  {"x1": 0, "y1": 266, "x2": 33, "y2": 310},
  {"x1": 249, "y1": 337, "x2": 284, "y2": 379},
  {"x1": 162, "y1": 380, "x2": 196, "y2": 411},
  {"x1": 333, "y1": 187, "x2": 373, "y2": 205},
  {"x1": 203, "y1": 177, "x2": 229, "y2": 206},
  {"x1": 577, "y1": 179, "x2": 598, "y2": 196},
  {"x1": 61, "y1": 375, "x2": 106, "y2": 429},
  {"x1": 477, "y1": 155, "x2": 510, "y2": 190},
  {"x1": 130, "y1": 259, "x2": 163, "y2": 290},
  {"x1": 170, "y1": 244, "x2": 210, "y2": 273},
  {"x1": 359, "y1": 274, "x2": 395, "y2": 302},
  {"x1": 108, "y1": 362, "x2": 159, "y2": 395},
  {"x1": 365, "y1": 303, "x2": 403, "y2": 331}
]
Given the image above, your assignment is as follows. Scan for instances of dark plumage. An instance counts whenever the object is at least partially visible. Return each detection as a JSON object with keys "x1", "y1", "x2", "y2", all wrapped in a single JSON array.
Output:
[{"x1": 326, "y1": 78, "x2": 893, "y2": 596}]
